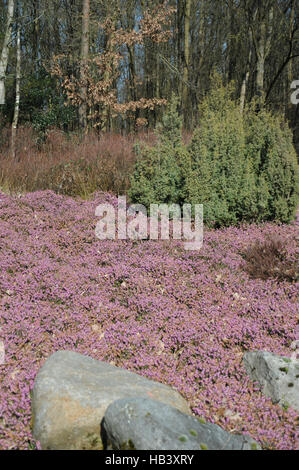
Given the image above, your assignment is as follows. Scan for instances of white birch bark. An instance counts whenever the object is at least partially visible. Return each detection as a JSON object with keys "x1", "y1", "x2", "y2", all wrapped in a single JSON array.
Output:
[
  {"x1": 0, "y1": 0, "x2": 15, "y2": 105},
  {"x1": 255, "y1": 5, "x2": 274, "y2": 102},
  {"x1": 11, "y1": 25, "x2": 21, "y2": 159}
]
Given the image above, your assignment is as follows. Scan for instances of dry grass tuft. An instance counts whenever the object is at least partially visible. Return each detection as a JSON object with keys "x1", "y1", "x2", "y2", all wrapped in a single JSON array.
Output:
[
  {"x1": 242, "y1": 235, "x2": 298, "y2": 282},
  {"x1": 0, "y1": 126, "x2": 157, "y2": 197}
]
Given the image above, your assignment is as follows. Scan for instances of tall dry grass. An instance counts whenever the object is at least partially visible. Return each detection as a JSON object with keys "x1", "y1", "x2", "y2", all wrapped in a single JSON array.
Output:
[{"x1": 0, "y1": 126, "x2": 158, "y2": 198}]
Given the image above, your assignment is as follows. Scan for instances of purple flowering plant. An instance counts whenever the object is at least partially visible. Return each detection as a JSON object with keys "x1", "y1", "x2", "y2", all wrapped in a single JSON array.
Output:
[{"x1": 0, "y1": 190, "x2": 298, "y2": 450}]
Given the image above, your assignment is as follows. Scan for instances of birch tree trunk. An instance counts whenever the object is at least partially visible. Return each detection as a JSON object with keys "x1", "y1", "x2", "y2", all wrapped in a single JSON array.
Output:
[
  {"x1": 11, "y1": 24, "x2": 21, "y2": 159},
  {"x1": 240, "y1": 6, "x2": 257, "y2": 113},
  {"x1": 256, "y1": 22, "x2": 266, "y2": 99},
  {"x1": 0, "y1": 0, "x2": 15, "y2": 105},
  {"x1": 79, "y1": 0, "x2": 90, "y2": 130},
  {"x1": 255, "y1": 4, "x2": 274, "y2": 105},
  {"x1": 240, "y1": 46, "x2": 252, "y2": 113}
]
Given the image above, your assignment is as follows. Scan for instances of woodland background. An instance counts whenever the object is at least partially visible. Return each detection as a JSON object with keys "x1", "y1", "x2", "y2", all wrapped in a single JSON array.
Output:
[
  {"x1": 0, "y1": 1, "x2": 299, "y2": 451},
  {"x1": 0, "y1": 0, "x2": 298, "y2": 199}
]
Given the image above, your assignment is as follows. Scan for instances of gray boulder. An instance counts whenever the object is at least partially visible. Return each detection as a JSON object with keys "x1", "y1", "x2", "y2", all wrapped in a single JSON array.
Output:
[
  {"x1": 102, "y1": 397, "x2": 261, "y2": 450},
  {"x1": 31, "y1": 350, "x2": 190, "y2": 450},
  {"x1": 243, "y1": 351, "x2": 299, "y2": 411}
]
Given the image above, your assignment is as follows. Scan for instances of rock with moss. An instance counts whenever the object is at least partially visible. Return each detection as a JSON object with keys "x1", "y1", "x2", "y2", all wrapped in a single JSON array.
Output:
[
  {"x1": 31, "y1": 350, "x2": 191, "y2": 450},
  {"x1": 102, "y1": 397, "x2": 261, "y2": 450},
  {"x1": 243, "y1": 351, "x2": 299, "y2": 412}
]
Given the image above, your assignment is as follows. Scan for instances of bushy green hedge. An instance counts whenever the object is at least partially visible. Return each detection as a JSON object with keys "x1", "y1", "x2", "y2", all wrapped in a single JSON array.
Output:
[
  {"x1": 244, "y1": 107, "x2": 298, "y2": 224},
  {"x1": 186, "y1": 81, "x2": 248, "y2": 226},
  {"x1": 129, "y1": 84, "x2": 299, "y2": 227},
  {"x1": 129, "y1": 96, "x2": 190, "y2": 208}
]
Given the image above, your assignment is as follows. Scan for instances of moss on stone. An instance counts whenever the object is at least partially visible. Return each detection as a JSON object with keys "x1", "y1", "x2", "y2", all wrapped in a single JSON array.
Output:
[
  {"x1": 197, "y1": 417, "x2": 206, "y2": 424},
  {"x1": 282, "y1": 358, "x2": 291, "y2": 364},
  {"x1": 120, "y1": 439, "x2": 136, "y2": 450}
]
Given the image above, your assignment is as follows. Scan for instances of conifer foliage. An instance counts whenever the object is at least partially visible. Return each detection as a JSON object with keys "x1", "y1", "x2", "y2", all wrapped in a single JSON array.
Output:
[{"x1": 130, "y1": 81, "x2": 299, "y2": 227}]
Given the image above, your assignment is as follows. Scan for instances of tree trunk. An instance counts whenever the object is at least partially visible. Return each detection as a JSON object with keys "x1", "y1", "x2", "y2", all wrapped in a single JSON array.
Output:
[
  {"x1": 177, "y1": 0, "x2": 183, "y2": 76},
  {"x1": 255, "y1": 4, "x2": 274, "y2": 106},
  {"x1": 240, "y1": 16, "x2": 255, "y2": 113},
  {"x1": 256, "y1": 23, "x2": 266, "y2": 100},
  {"x1": 240, "y1": 56, "x2": 251, "y2": 113},
  {"x1": 32, "y1": 0, "x2": 40, "y2": 74},
  {"x1": 194, "y1": 0, "x2": 205, "y2": 108},
  {"x1": 127, "y1": 44, "x2": 138, "y2": 129},
  {"x1": 79, "y1": 0, "x2": 90, "y2": 130},
  {"x1": 102, "y1": 28, "x2": 115, "y2": 133},
  {"x1": 227, "y1": 0, "x2": 236, "y2": 84},
  {"x1": 0, "y1": 0, "x2": 15, "y2": 105},
  {"x1": 287, "y1": 0, "x2": 295, "y2": 115},
  {"x1": 182, "y1": 0, "x2": 191, "y2": 127},
  {"x1": 11, "y1": 24, "x2": 21, "y2": 159}
]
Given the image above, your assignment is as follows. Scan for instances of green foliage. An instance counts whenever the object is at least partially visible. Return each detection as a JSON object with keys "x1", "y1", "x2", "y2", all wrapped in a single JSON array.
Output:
[
  {"x1": 22, "y1": 72, "x2": 55, "y2": 117},
  {"x1": 129, "y1": 95, "x2": 191, "y2": 208},
  {"x1": 129, "y1": 80, "x2": 299, "y2": 227},
  {"x1": 32, "y1": 98, "x2": 76, "y2": 142},
  {"x1": 245, "y1": 107, "x2": 299, "y2": 223},
  {"x1": 186, "y1": 80, "x2": 248, "y2": 226},
  {"x1": 21, "y1": 69, "x2": 76, "y2": 140}
]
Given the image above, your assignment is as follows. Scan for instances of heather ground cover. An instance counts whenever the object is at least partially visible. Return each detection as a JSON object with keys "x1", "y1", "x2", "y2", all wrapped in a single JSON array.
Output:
[{"x1": 0, "y1": 190, "x2": 298, "y2": 450}]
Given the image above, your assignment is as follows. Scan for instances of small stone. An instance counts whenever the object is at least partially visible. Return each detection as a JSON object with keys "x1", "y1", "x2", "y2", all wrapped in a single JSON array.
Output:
[
  {"x1": 224, "y1": 409, "x2": 242, "y2": 422},
  {"x1": 91, "y1": 324, "x2": 100, "y2": 332}
]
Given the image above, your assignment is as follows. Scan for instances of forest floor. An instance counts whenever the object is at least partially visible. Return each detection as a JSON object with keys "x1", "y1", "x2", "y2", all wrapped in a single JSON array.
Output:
[{"x1": 0, "y1": 190, "x2": 298, "y2": 450}]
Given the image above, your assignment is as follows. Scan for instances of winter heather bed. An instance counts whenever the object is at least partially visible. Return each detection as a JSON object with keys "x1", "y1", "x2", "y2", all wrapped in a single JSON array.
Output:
[{"x1": 0, "y1": 190, "x2": 298, "y2": 450}]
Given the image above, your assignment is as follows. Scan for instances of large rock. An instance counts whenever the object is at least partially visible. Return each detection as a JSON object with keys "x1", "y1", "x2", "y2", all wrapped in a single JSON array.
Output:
[
  {"x1": 243, "y1": 351, "x2": 299, "y2": 412},
  {"x1": 102, "y1": 397, "x2": 261, "y2": 450},
  {"x1": 31, "y1": 350, "x2": 191, "y2": 450}
]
